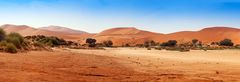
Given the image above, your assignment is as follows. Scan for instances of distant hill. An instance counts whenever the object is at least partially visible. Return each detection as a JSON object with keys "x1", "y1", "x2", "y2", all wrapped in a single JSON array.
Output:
[
  {"x1": 39, "y1": 25, "x2": 88, "y2": 34},
  {"x1": 0, "y1": 24, "x2": 92, "y2": 41}
]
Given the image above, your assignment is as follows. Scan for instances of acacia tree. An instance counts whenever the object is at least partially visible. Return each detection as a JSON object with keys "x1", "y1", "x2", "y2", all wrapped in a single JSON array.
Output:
[
  {"x1": 86, "y1": 38, "x2": 97, "y2": 47},
  {"x1": 219, "y1": 39, "x2": 234, "y2": 46},
  {"x1": 192, "y1": 39, "x2": 199, "y2": 47},
  {"x1": 150, "y1": 40, "x2": 156, "y2": 46},
  {"x1": 192, "y1": 39, "x2": 198, "y2": 45}
]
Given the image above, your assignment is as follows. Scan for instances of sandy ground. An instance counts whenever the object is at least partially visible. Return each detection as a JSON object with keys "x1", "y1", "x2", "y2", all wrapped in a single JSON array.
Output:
[
  {"x1": 0, "y1": 48, "x2": 240, "y2": 82},
  {"x1": 69, "y1": 48, "x2": 240, "y2": 82}
]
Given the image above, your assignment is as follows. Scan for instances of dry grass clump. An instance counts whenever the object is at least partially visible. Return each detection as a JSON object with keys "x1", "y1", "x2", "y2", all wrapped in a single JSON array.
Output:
[
  {"x1": 4, "y1": 43, "x2": 17, "y2": 53},
  {"x1": 0, "y1": 31, "x2": 25, "y2": 53}
]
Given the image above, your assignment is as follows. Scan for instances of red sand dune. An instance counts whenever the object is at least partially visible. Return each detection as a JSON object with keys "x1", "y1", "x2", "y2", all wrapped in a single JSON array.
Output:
[
  {"x1": 1, "y1": 24, "x2": 240, "y2": 45},
  {"x1": 94, "y1": 27, "x2": 240, "y2": 46},
  {"x1": 161, "y1": 27, "x2": 240, "y2": 44},
  {"x1": 93, "y1": 27, "x2": 163, "y2": 46},
  {"x1": 0, "y1": 24, "x2": 93, "y2": 41}
]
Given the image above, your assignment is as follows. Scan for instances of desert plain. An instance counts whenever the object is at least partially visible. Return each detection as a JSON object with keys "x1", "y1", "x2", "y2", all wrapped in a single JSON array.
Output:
[{"x1": 0, "y1": 48, "x2": 239, "y2": 82}]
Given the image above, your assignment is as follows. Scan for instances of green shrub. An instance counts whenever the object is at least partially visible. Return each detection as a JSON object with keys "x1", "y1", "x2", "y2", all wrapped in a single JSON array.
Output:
[
  {"x1": 38, "y1": 36, "x2": 66, "y2": 47},
  {"x1": 0, "y1": 28, "x2": 6, "y2": 41},
  {"x1": 4, "y1": 43, "x2": 17, "y2": 53},
  {"x1": 33, "y1": 42, "x2": 44, "y2": 48},
  {"x1": 6, "y1": 32, "x2": 24, "y2": 49},
  {"x1": 0, "y1": 41, "x2": 8, "y2": 46},
  {"x1": 219, "y1": 39, "x2": 234, "y2": 46}
]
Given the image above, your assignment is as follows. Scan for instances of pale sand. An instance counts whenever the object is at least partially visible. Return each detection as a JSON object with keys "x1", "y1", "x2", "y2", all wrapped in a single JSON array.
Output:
[
  {"x1": 69, "y1": 48, "x2": 240, "y2": 81},
  {"x1": 0, "y1": 48, "x2": 240, "y2": 82}
]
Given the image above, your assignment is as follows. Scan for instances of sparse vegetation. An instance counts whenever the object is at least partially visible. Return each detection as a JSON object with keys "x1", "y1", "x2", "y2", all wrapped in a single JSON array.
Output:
[
  {"x1": 135, "y1": 44, "x2": 144, "y2": 47},
  {"x1": 144, "y1": 41, "x2": 150, "y2": 48},
  {"x1": 38, "y1": 36, "x2": 66, "y2": 47},
  {"x1": 153, "y1": 46, "x2": 161, "y2": 50},
  {"x1": 103, "y1": 40, "x2": 113, "y2": 47},
  {"x1": 144, "y1": 40, "x2": 156, "y2": 48},
  {"x1": 0, "y1": 28, "x2": 239, "y2": 53},
  {"x1": 147, "y1": 47, "x2": 151, "y2": 50},
  {"x1": 160, "y1": 40, "x2": 177, "y2": 47},
  {"x1": 0, "y1": 28, "x2": 6, "y2": 41},
  {"x1": 235, "y1": 44, "x2": 240, "y2": 49},
  {"x1": 124, "y1": 43, "x2": 130, "y2": 47},
  {"x1": 4, "y1": 43, "x2": 17, "y2": 53},
  {"x1": 211, "y1": 42, "x2": 219, "y2": 45},
  {"x1": 24, "y1": 35, "x2": 81, "y2": 50}
]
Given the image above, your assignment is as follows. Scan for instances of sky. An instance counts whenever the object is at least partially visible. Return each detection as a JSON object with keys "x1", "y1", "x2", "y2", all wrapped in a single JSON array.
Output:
[{"x1": 0, "y1": 0, "x2": 240, "y2": 33}]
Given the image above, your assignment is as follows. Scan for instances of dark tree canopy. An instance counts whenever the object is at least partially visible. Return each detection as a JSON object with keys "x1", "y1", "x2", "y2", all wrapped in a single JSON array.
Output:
[
  {"x1": 86, "y1": 38, "x2": 97, "y2": 47},
  {"x1": 192, "y1": 39, "x2": 199, "y2": 44},
  {"x1": 219, "y1": 39, "x2": 234, "y2": 46},
  {"x1": 167, "y1": 40, "x2": 177, "y2": 46},
  {"x1": 160, "y1": 40, "x2": 177, "y2": 47}
]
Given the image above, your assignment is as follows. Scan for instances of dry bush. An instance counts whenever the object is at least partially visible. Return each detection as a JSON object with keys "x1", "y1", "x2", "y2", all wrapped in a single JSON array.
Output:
[
  {"x1": 6, "y1": 32, "x2": 24, "y2": 49},
  {"x1": 154, "y1": 46, "x2": 162, "y2": 50},
  {"x1": 0, "y1": 28, "x2": 6, "y2": 41},
  {"x1": 160, "y1": 40, "x2": 177, "y2": 47},
  {"x1": 102, "y1": 40, "x2": 113, "y2": 47},
  {"x1": 147, "y1": 47, "x2": 151, "y2": 50},
  {"x1": 4, "y1": 43, "x2": 17, "y2": 53},
  {"x1": 219, "y1": 39, "x2": 234, "y2": 46}
]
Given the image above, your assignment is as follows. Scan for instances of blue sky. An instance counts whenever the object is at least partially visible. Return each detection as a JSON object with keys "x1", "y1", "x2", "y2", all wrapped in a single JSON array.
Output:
[{"x1": 0, "y1": 0, "x2": 240, "y2": 33}]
